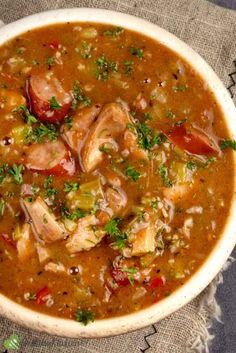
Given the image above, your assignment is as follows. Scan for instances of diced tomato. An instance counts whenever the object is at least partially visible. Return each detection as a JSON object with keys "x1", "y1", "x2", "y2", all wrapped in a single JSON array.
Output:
[
  {"x1": 111, "y1": 268, "x2": 130, "y2": 286},
  {"x1": 148, "y1": 277, "x2": 165, "y2": 289},
  {"x1": 25, "y1": 140, "x2": 76, "y2": 176},
  {"x1": 49, "y1": 40, "x2": 60, "y2": 50},
  {"x1": 167, "y1": 125, "x2": 219, "y2": 155},
  {"x1": 1, "y1": 233, "x2": 16, "y2": 249},
  {"x1": 36, "y1": 286, "x2": 51, "y2": 304},
  {"x1": 27, "y1": 73, "x2": 72, "y2": 123}
]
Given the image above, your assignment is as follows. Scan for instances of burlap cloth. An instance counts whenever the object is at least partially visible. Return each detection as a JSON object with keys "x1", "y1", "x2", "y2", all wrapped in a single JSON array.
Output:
[{"x1": 0, "y1": 0, "x2": 235, "y2": 352}]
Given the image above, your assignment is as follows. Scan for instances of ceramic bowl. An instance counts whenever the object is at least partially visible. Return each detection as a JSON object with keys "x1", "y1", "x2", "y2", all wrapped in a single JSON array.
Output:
[{"x1": 0, "y1": 8, "x2": 235, "y2": 338}]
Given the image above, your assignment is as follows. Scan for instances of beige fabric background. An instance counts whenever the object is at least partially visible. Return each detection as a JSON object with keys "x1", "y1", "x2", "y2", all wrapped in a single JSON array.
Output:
[{"x1": 0, "y1": 0, "x2": 235, "y2": 352}]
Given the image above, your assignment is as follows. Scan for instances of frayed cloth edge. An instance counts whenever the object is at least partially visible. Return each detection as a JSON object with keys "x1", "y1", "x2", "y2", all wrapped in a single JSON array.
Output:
[{"x1": 187, "y1": 257, "x2": 235, "y2": 353}]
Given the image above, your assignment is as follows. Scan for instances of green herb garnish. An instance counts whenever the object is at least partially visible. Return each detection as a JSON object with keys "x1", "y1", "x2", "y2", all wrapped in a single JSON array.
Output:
[
  {"x1": 104, "y1": 218, "x2": 127, "y2": 249},
  {"x1": 158, "y1": 163, "x2": 172, "y2": 187},
  {"x1": 121, "y1": 267, "x2": 138, "y2": 285},
  {"x1": 64, "y1": 181, "x2": 80, "y2": 193},
  {"x1": 3, "y1": 334, "x2": 20, "y2": 350},
  {"x1": 8, "y1": 164, "x2": 23, "y2": 184},
  {"x1": 95, "y1": 55, "x2": 118, "y2": 81},
  {"x1": 49, "y1": 96, "x2": 61, "y2": 110},
  {"x1": 61, "y1": 205, "x2": 85, "y2": 221},
  {"x1": 125, "y1": 166, "x2": 141, "y2": 182},
  {"x1": 26, "y1": 123, "x2": 59, "y2": 143},
  {"x1": 103, "y1": 26, "x2": 123, "y2": 37},
  {"x1": 75, "y1": 309, "x2": 95, "y2": 325},
  {"x1": 124, "y1": 60, "x2": 134, "y2": 76},
  {"x1": 186, "y1": 161, "x2": 197, "y2": 170},
  {"x1": 72, "y1": 81, "x2": 92, "y2": 109},
  {"x1": 220, "y1": 139, "x2": 236, "y2": 151},
  {"x1": 129, "y1": 46, "x2": 144, "y2": 59},
  {"x1": 14, "y1": 104, "x2": 37, "y2": 125}
]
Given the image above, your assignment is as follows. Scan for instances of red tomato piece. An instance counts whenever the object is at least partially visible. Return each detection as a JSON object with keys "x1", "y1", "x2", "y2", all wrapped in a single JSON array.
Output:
[
  {"x1": 111, "y1": 268, "x2": 130, "y2": 286},
  {"x1": 25, "y1": 140, "x2": 76, "y2": 176},
  {"x1": 148, "y1": 277, "x2": 165, "y2": 289},
  {"x1": 168, "y1": 125, "x2": 218, "y2": 155},
  {"x1": 27, "y1": 73, "x2": 72, "y2": 123},
  {"x1": 1, "y1": 233, "x2": 16, "y2": 249},
  {"x1": 36, "y1": 286, "x2": 51, "y2": 304},
  {"x1": 49, "y1": 40, "x2": 60, "y2": 50}
]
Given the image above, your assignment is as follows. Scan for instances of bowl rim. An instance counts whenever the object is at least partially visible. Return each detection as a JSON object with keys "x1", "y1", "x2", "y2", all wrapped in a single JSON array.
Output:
[{"x1": 0, "y1": 7, "x2": 236, "y2": 338}]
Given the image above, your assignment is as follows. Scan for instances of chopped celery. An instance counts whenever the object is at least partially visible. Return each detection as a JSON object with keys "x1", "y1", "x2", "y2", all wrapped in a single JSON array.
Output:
[
  {"x1": 74, "y1": 287, "x2": 91, "y2": 303},
  {"x1": 11, "y1": 125, "x2": 30, "y2": 144},
  {"x1": 140, "y1": 252, "x2": 157, "y2": 268},
  {"x1": 12, "y1": 223, "x2": 21, "y2": 241},
  {"x1": 67, "y1": 178, "x2": 104, "y2": 211},
  {"x1": 63, "y1": 218, "x2": 77, "y2": 232},
  {"x1": 170, "y1": 161, "x2": 188, "y2": 183}
]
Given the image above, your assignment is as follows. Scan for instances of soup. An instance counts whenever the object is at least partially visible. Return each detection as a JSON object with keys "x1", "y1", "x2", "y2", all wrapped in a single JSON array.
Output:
[{"x1": 0, "y1": 22, "x2": 234, "y2": 325}]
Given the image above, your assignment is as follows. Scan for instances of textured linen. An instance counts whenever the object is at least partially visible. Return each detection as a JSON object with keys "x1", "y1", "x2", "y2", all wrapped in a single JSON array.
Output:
[{"x1": 0, "y1": 1, "x2": 235, "y2": 352}]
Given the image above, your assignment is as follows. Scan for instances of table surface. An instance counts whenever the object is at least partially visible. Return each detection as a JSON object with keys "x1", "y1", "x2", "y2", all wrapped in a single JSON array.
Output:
[{"x1": 209, "y1": 3, "x2": 236, "y2": 352}]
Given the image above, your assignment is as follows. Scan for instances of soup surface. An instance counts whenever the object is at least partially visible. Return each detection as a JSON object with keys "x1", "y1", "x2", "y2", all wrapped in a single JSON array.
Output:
[{"x1": 0, "y1": 22, "x2": 234, "y2": 324}]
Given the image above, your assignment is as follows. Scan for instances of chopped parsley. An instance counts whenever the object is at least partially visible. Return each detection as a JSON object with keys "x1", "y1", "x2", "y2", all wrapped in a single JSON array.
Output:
[
  {"x1": 64, "y1": 181, "x2": 80, "y2": 193},
  {"x1": 172, "y1": 85, "x2": 187, "y2": 92},
  {"x1": 72, "y1": 81, "x2": 92, "y2": 109},
  {"x1": 45, "y1": 187, "x2": 57, "y2": 198},
  {"x1": 143, "y1": 112, "x2": 152, "y2": 121},
  {"x1": 8, "y1": 164, "x2": 23, "y2": 184},
  {"x1": 25, "y1": 123, "x2": 59, "y2": 143},
  {"x1": 46, "y1": 56, "x2": 54, "y2": 66},
  {"x1": 124, "y1": 60, "x2": 134, "y2": 76},
  {"x1": 76, "y1": 41, "x2": 93, "y2": 59},
  {"x1": 128, "y1": 122, "x2": 166, "y2": 151},
  {"x1": 0, "y1": 198, "x2": 5, "y2": 217},
  {"x1": 220, "y1": 139, "x2": 236, "y2": 151},
  {"x1": 175, "y1": 118, "x2": 187, "y2": 126},
  {"x1": 103, "y1": 26, "x2": 123, "y2": 37},
  {"x1": 121, "y1": 267, "x2": 138, "y2": 286},
  {"x1": 14, "y1": 104, "x2": 37, "y2": 125},
  {"x1": 49, "y1": 96, "x2": 61, "y2": 110},
  {"x1": 158, "y1": 163, "x2": 173, "y2": 187},
  {"x1": 64, "y1": 116, "x2": 73, "y2": 129},
  {"x1": 186, "y1": 161, "x2": 197, "y2": 170},
  {"x1": 0, "y1": 164, "x2": 8, "y2": 183},
  {"x1": 129, "y1": 46, "x2": 144, "y2": 59},
  {"x1": 75, "y1": 309, "x2": 95, "y2": 325},
  {"x1": 166, "y1": 110, "x2": 174, "y2": 119},
  {"x1": 61, "y1": 205, "x2": 85, "y2": 221},
  {"x1": 3, "y1": 334, "x2": 20, "y2": 350},
  {"x1": 125, "y1": 166, "x2": 141, "y2": 182},
  {"x1": 104, "y1": 218, "x2": 127, "y2": 249},
  {"x1": 44, "y1": 176, "x2": 53, "y2": 189},
  {"x1": 95, "y1": 55, "x2": 118, "y2": 81}
]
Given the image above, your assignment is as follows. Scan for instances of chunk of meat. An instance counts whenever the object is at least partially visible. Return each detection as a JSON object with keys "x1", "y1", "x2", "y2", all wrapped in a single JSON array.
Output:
[
  {"x1": 27, "y1": 73, "x2": 72, "y2": 123},
  {"x1": 21, "y1": 184, "x2": 34, "y2": 197},
  {"x1": 16, "y1": 223, "x2": 35, "y2": 262},
  {"x1": 21, "y1": 197, "x2": 67, "y2": 243},
  {"x1": 105, "y1": 186, "x2": 127, "y2": 216},
  {"x1": 167, "y1": 124, "x2": 219, "y2": 155},
  {"x1": 0, "y1": 88, "x2": 26, "y2": 113},
  {"x1": 81, "y1": 103, "x2": 130, "y2": 172},
  {"x1": 66, "y1": 215, "x2": 105, "y2": 253},
  {"x1": 36, "y1": 243, "x2": 51, "y2": 264},
  {"x1": 124, "y1": 216, "x2": 157, "y2": 256},
  {"x1": 123, "y1": 129, "x2": 148, "y2": 160},
  {"x1": 62, "y1": 104, "x2": 101, "y2": 154},
  {"x1": 132, "y1": 93, "x2": 147, "y2": 111},
  {"x1": 25, "y1": 140, "x2": 75, "y2": 176}
]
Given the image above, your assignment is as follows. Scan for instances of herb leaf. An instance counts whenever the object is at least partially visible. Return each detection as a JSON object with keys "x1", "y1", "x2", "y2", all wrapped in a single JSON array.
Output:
[
  {"x1": 3, "y1": 334, "x2": 20, "y2": 350},
  {"x1": 158, "y1": 163, "x2": 172, "y2": 187},
  {"x1": 103, "y1": 27, "x2": 123, "y2": 37},
  {"x1": 104, "y1": 218, "x2": 127, "y2": 249},
  {"x1": 220, "y1": 139, "x2": 236, "y2": 151},
  {"x1": 26, "y1": 123, "x2": 59, "y2": 143},
  {"x1": 14, "y1": 104, "x2": 37, "y2": 125},
  {"x1": 75, "y1": 309, "x2": 95, "y2": 325},
  {"x1": 125, "y1": 166, "x2": 141, "y2": 182},
  {"x1": 49, "y1": 96, "x2": 61, "y2": 110},
  {"x1": 129, "y1": 47, "x2": 144, "y2": 59},
  {"x1": 9, "y1": 164, "x2": 23, "y2": 184},
  {"x1": 124, "y1": 60, "x2": 133, "y2": 76},
  {"x1": 121, "y1": 267, "x2": 138, "y2": 286},
  {"x1": 64, "y1": 181, "x2": 80, "y2": 193},
  {"x1": 72, "y1": 81, "x2": 91, "y2": 109},
  {"x1": 95, "y1": 55, "x2": 118, "y2": 81},
  {"x1": 61, "y1": 205, "x2": 85, "y2": 221}
]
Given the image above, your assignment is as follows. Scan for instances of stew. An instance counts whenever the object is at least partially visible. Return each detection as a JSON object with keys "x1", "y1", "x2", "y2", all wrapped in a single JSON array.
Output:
[{"x1": 0, "y1": 22, "x2": 234, "y2": 325}]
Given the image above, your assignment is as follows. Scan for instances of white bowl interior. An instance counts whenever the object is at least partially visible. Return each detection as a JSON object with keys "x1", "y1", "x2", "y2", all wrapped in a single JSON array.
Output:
[{"x1": 0, "y1": 8, "x2": 235, "y2": 337}]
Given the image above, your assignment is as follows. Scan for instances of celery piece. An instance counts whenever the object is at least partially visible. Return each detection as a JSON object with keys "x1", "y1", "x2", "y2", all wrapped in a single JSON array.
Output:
[
  {"x1": 170, "y1": 161, "x2": 187, "y2": 183},
  {"x1": 11, "y1": 125, "x2": 30, "y2": 144},
  {"x1": 67, "y1": 178, "x2": 104, "y2": 211}
]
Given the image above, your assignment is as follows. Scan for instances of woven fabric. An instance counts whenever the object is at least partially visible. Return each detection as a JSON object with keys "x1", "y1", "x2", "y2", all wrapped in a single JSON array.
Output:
[{"x1": 0, "y1": 1, "x2": 235, "y2": 352}]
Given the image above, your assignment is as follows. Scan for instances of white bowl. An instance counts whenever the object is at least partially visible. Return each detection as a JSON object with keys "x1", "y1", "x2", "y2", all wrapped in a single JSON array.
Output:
[{"x1": 0, "y1": 8, "x2": 235, "y2": 338}]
